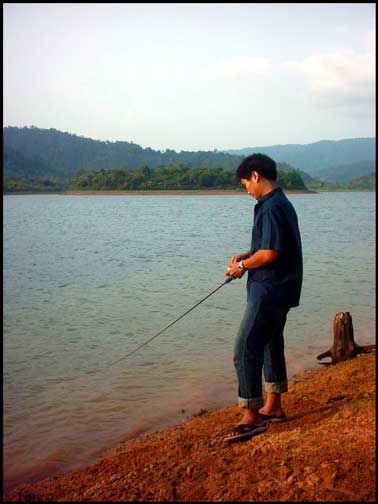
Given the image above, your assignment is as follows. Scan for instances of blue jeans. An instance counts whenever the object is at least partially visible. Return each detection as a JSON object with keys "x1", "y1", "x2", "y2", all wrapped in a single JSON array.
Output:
[{"x1": 233, "y1": 300, "x2": 289, "y2": 409}]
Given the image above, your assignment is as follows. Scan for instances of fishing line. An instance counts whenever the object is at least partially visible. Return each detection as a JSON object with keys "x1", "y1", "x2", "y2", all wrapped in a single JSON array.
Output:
[{"x1": 109, "y1": 276, "x2": 234, "y2": 368}]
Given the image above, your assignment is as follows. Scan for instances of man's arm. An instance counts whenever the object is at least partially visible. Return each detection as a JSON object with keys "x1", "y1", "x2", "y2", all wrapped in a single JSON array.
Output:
[{"x1": 242, "y1": 249, "x2": 279, "y2": 269}]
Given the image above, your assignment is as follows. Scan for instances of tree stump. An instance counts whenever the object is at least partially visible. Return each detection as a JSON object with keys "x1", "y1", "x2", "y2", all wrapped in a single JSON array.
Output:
[{"x1": 317, "y1": 312, "x2": 376, "y2": 365}]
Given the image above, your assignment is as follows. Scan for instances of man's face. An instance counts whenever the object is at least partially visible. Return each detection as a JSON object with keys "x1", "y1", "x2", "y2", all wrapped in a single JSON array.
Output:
[{"x1": 241, "y1": 172, "x2": 259, "y2": 199}]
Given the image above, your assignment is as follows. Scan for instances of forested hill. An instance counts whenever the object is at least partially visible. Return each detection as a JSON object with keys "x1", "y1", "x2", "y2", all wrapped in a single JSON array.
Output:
[
  {"x1": 224, "y1": 137, "x2": 375, "y2": 178},
  {"x1": 3, "y1": 126, "x2": 244, "y2": 180},
  {"x1": 4, "y1": 127, "x2": 375, "y2": 185},
  {"x1": 311, "y1": 160, "x2": 375, "y2": 183}
]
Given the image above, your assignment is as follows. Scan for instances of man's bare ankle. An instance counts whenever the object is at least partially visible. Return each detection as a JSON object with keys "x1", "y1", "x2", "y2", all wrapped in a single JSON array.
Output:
[
  {"x1": 259, "y1": 407, "x2": 284, "y2": 416},
  {"x1": 239, "y1": 410, "x2": 264, "y2": 425}
]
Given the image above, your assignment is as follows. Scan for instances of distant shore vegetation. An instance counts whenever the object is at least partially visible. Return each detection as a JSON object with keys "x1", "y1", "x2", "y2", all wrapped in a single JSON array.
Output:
[
  {"x1": 3, "y1": 176, "x2": 63, "y2": 193},
  {"x1": 67, "y1": 164, "x2": 307, "y2": 192},
  {"x1": 3, "y1": 166, "x2": 375, "y2": 194}
]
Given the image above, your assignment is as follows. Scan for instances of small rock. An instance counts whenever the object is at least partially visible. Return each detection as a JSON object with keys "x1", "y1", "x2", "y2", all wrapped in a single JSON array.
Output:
[
  {"x1": 310, "y1": 474, "x2": 320, "y2": 485},
  {"x1": 283, "y1": 467, "x2": 294, "y2": 480},
  {"x1": 110, "y1": 473, "x2": 124, "y2": 482},
  {"x1": 306, "y1": 477, "x2": 315, "y2": 486},
  {"x1": 286, "y1": 474, "x2": 296, "y2": 485}
]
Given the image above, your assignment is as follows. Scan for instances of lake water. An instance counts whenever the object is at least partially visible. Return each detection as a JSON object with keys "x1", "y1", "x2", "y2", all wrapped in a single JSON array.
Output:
[{"x1": 3, "y1": 192, "x2": 376, "y2": 492}]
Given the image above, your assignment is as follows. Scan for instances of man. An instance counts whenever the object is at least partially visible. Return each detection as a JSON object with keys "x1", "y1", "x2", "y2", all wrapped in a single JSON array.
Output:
[{"x1": 224, "y1": 153, "x2": 303, "y2": 443}]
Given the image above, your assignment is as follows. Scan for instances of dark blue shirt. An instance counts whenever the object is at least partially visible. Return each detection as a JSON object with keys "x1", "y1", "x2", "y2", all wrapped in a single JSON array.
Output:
[{"x1": 247, "y1": 186, "x2": 303, "y2": 308}]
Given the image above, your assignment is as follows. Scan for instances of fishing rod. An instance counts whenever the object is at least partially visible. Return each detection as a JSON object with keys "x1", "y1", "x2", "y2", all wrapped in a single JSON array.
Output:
[{"x1": 109, "y1": 276, "x2": 234, "y2": 367}]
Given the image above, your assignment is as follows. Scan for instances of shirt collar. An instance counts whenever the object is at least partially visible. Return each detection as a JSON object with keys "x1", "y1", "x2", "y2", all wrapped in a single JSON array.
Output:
[{"x1": 256, "y1": 186, "x2": 282, "y2": 205}]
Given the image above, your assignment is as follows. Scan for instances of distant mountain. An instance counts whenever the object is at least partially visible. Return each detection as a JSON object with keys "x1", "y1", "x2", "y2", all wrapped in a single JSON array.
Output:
[
  {"x1": 224, "y1": 138, "x2": 375, "y2": 177},
  {"x1": 4, "y1": 127, "x2": 375, "y2": 185},
  {"x1": 347, "y1": 172, "x2": 375, "y2": 190},
  {"x1": 3, "y1": 145, "x2": 61, "y2": 179},
  {"x1": 313, "y1": 160, "x2": 375, "y2": 183},
  {"x1": 304, "y1": 172, "x2": 376, "y2": 192},
  {"x1": 3, "y1": 126, "x2": 243, "y2": 180}
]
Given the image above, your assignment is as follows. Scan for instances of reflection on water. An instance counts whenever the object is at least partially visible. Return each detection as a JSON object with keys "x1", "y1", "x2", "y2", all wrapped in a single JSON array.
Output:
[{"x1": 3, "y1": 192, "x2": 375, "y2": 492}]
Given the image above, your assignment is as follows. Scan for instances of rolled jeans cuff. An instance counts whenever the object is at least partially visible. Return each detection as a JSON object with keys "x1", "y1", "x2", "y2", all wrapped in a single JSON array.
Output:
[
  {"x1": 264, "y1": 380, "x2": 288, "y2": 394},
  {"x1": 238, "y1": 396, "x2": 264, "y2": 409}
]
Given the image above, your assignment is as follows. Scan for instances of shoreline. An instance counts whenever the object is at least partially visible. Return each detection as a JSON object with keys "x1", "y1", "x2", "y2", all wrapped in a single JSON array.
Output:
[
  {"x1": 5, "y1": 188, "x2": 377, "y2": 196},
  {"x1": 5, "y1": 188, "x2": 375, "y2": 196},
  {"x1": 4, "y1": 188, "x2": 318, "y2": 196},
  {"x1": 4, "y1": 353, "x2": 376, "y2": 502},
  {"x1": 65, "y1": 189, "x2": 318, "y2": 196}
]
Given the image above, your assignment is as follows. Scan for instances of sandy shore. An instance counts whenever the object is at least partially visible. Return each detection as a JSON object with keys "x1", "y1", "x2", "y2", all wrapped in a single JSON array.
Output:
[{"x1": 4, "y1": 353, "x2": 375, "y2": 502}]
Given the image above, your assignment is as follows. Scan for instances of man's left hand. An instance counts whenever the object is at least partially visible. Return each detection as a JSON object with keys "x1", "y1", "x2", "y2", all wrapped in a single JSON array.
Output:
[{"x1": 225, "y1": 262, "x2": 246, "y2": 279}]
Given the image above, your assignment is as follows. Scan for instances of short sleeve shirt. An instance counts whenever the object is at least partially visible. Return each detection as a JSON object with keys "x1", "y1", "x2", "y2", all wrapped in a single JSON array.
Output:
[{"x1": 247, "y1": 187, "x2": 303, "y2": 307}]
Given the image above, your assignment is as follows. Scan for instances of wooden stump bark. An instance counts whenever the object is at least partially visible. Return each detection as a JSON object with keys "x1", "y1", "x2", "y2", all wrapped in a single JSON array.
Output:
[{"x1": 317, "y1": 312, "x2": 376, "y2": 365}]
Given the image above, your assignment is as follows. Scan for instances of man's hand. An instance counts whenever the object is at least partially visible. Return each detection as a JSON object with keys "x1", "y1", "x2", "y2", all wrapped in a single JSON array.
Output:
[
  {"x1": 230, "y1": 252, "x2": 250, "y2": 264},
  {"x1": 224, "y1": 254, "x2": 246, "y2": 278},
  {"x1": 225, "y1": 262, "x2": 246, "y2": 279},
  {"x1": 225, "y1": 249, "x2": 279, "y2": 279},
  {"x1": 230, "y1": 254, "x2": 243, "y2": 265},
  {"x1": 225, "y1": 251, "x2": 250, "y2": 278}
]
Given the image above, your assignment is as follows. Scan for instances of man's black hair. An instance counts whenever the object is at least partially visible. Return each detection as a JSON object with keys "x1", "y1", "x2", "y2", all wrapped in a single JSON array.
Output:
[{"x1": 235, "y1": 153, "x2": 277, "y2": 181}]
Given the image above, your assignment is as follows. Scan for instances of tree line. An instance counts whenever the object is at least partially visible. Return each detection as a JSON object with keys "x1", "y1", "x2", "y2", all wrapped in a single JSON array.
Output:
[
  {"x1": 4, "y1": 167, "x2": 374, "y2": 194},
  {"x1": 3, "y1": 176, "x2": 63, "y2": 193},
  {"x1": 68, "y1": 165, "x2": 307, "y2": 191}
]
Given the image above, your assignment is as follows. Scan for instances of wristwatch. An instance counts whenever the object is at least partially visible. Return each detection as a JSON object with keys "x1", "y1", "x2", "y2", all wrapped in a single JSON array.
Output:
[{"x1": 238, "y1": 261, "x2": 246, "y2": 272}]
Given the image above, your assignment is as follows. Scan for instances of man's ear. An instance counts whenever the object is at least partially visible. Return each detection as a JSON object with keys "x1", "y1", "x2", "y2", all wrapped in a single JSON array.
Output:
[{"x1": 252, "y1": 171, "x2": 260, "y2": 182}]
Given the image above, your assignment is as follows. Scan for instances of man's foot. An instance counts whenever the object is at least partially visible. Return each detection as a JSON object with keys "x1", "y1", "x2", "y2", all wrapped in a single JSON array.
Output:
[
  {"x1": 224, "y1": 423, "x2": 266, "y2": 443},
  {"x1": 258, "y1": 409, "x2": 286, "y2": 424},
  {"x1": 239, "y1": 412, "x2": 264, "y2": 426}
]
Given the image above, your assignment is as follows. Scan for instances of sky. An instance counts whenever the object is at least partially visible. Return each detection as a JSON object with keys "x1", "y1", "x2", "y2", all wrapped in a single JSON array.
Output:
[{"x1": 3, "y1": 3, "x2": 376, "y2": 151}]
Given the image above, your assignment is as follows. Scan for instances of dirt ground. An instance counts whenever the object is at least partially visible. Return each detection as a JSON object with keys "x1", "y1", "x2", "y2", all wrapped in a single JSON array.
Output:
[{"x1": 4, "y1": 353, "x2": 376, "y2": 502}]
